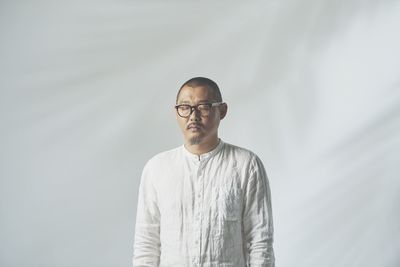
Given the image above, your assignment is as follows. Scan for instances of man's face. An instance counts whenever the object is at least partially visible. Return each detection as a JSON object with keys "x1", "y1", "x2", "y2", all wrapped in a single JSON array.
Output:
[{"x1": 175, "y1": 85, "x2": 226, "y2": 146}]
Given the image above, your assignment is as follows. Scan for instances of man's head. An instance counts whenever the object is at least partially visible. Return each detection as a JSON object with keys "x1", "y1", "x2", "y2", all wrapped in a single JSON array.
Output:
[
  {"x1": 175, "y1": 77, "x2": 227, "y2": 147},
  {"x1": 176, "y1": 77, "x2": 223, "y2": 104}
]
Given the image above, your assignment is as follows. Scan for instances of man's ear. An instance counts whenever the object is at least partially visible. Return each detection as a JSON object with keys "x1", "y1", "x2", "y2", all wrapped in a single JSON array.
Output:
[{"x1": 219, "y1": 103, "x2": 228, "y2": 120}]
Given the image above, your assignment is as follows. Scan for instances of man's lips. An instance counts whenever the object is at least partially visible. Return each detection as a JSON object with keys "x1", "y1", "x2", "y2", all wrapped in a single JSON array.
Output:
[{"x1": 187, "y1": 123, "x2": 202, "y2": 130}]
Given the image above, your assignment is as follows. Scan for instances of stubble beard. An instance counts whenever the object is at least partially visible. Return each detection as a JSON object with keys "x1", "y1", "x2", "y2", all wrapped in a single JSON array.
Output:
[{"x1": 189, "y1": 135, "x2": 202, "y2": 145}]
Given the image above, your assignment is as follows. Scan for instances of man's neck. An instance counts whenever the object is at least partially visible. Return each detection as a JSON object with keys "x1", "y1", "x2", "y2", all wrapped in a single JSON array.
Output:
[{"x1": 184, "y1": 137, "x2": 220, "y2": 156}]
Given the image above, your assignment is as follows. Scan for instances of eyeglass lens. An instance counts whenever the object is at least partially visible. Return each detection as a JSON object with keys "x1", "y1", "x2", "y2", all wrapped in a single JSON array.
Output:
[{"x1": 177, "y1": 104, "x2": 211, "y2": 117}]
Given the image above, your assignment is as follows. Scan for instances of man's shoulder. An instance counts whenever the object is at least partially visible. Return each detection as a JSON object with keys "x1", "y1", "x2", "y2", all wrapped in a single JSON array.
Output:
[
  {"x1": 223, "y1": 141, "x2": 259, "y2": 161},
  {"x1": 145, "y1": 145, "x2": 182, "y2": 167},
  {"x1": 223, "y1": 141, "x2": 267, "y2": 175}
]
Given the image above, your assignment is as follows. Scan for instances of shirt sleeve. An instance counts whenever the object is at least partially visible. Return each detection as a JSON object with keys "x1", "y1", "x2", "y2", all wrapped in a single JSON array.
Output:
[
  {"x1": 242, "y1": 155, "x2": 275, "y2": 267},
  {"x1": 132, "y1": 161, "x2": 161, "y2": 267}
]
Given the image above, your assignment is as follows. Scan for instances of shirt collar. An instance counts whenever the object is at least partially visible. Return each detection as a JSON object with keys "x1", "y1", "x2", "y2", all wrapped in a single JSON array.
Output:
[{"x1": 182, "y1": 138, "x2": 224, "y2": 161}]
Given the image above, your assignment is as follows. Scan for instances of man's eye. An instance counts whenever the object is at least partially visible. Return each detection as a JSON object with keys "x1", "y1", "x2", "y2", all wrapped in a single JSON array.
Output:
[{"x1": 179, "y1": 105, "x2": 190, "y2": 110}]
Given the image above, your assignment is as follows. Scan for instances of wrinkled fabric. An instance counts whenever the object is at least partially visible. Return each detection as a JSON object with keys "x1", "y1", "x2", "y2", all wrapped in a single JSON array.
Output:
[{"x1": 133, "y1": 139, "x2": 274, "y2": 267}]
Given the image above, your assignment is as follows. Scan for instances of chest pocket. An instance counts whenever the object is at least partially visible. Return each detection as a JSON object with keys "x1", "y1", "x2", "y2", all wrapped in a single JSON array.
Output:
[
  {"x1": 218, "y1": 178, "x2": 242, "y2": 221},
  {"x1": 214, "y1": 177, "x2": 243, "y2": 256}
]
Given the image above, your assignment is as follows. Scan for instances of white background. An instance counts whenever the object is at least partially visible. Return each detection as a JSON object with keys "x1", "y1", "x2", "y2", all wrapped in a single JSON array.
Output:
[{"x1": 1, "y1": 1, "x2": 400, "y2": 266}]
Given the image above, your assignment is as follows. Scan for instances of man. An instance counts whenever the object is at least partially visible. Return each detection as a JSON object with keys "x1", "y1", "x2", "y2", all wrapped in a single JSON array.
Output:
[{"x1": 133, "y1": 77, "x2": 275, "y2": 266}]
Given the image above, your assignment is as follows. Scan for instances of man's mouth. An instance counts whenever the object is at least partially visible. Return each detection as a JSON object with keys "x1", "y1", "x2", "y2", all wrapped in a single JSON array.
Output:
[{"x1": 187, "y1": 123, "x2": 202, "y2": 130}]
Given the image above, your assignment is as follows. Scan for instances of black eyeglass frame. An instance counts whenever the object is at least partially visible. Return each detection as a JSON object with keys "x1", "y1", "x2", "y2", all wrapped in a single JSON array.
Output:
[{"x1": 174, "y1": 102, "x2": 225, "y2": 118}]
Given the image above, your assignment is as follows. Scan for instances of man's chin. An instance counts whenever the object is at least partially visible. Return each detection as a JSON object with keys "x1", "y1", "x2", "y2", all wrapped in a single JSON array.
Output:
[{"x1": 188, "y1": 135, "x2": 203, "y2": 145}]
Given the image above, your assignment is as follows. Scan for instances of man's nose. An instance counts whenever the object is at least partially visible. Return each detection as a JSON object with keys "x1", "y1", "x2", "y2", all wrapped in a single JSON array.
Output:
[{"x1": 189, "y1": 107, "x2": 201, "y2": 121}]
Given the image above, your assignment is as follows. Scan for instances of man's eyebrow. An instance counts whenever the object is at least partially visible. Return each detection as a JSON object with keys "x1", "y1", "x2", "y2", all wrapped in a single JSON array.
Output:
[{"x1": 177, "y1": 100, "x2": 211, "y2": 104}]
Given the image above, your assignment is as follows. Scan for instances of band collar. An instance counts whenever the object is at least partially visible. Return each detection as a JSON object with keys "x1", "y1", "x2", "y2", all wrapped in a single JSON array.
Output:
[{"x1": 182, "y1": 139, "x2": 224, "y2": 161}]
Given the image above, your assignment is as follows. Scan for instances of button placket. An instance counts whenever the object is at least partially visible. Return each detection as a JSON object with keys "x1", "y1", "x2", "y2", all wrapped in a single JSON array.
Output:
[{"x1": 197, "y1": 162, "x2": 205, "y2": 263}]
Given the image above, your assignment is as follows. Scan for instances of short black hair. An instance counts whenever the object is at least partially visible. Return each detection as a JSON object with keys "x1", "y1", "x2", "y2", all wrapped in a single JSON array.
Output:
[{"x1": 176, "y1": 77, "x2": 223, "y2": 104}]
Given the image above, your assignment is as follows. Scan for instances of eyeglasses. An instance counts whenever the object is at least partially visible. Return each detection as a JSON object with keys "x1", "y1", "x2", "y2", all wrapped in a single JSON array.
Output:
[{"x1": 175, "y1": 102, "x2": 224, "y2": 118}]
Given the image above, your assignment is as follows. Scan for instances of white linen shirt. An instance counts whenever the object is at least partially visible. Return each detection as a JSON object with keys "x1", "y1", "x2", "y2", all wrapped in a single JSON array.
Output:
[{"x1": 133, "y1": 139, "x2": 274, "y2": 267}]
